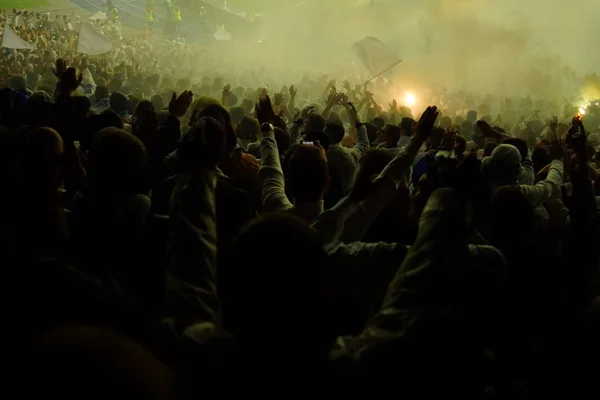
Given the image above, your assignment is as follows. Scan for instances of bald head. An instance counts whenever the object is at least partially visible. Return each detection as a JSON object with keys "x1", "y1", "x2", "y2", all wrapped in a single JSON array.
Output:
[{"x1": 8, "y1": 326, "x2": 175, "y2": 400}]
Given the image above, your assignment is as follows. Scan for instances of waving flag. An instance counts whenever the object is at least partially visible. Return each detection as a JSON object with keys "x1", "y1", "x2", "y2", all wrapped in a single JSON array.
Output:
[
  {"x1": 77, "y1": 21, "x2": 112, "y2": 55},
  {"x1": 352, "y1": 37, "x2": 401, "y2": 79},
  {"x1": 2, "y1": 23, "x2": 36, "y2": 50}
]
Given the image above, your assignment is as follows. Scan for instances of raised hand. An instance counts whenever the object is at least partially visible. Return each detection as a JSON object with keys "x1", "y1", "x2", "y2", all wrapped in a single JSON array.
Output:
[
  {"x1": 389, "y1": 99, "x2": 398, "y2": 113},
  {"x1": 169, "y1": 90, "x2": 194, "y2": 118},
  {"x1": 53, "y1": 58, "x2": 83, "y2": 94},
  {"x1": 414, "y1": 106, "x2": 439, "y2": 144},
  {"x1": 273, "y1": 92, "x2": 285, "y2": 106},
  {"x1": 255, "y1": 95, "x2": 277, "y2": 124},
  {"x1": 259, "y1": 87, "x2": 268, "y2": 100},
  {"x1": 346, "y1": 102, "x2": 360, "y2": 125},
  {"x1": 222, "y1": 84, "x2": 232, "y2": 99},
  {"x1": 476, "y1": 120, "x2": 502, "y2": 141},
  {"x1": 289, "y1": 85, "x2": 297, "y2": 99},
  {"x1": 300, "y1": 105, "x2": 315, "y2": 119},
  {"x1": 342, "y1": 80, "x2": 352, "y2": 92}
]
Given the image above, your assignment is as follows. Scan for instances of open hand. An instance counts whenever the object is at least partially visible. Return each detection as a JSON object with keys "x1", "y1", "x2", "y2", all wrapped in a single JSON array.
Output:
[
  {"x1": 53, "y1": 58, "x2": 83, "y2": 94},
  {"x1": 255, "y1": 95, "x2": 276, "y2": 124},
  {"x1": 222, "y1": 84, "x2": 232, "y2": 99},
  {"x1": 169, "y1": 90, "x2": 194, "y2": 118},
  {"x1": 289, "y1": 85, "x2": 297, "y2": 99},
  {"x1": 414, "y1": 106, "x2": 439, "y2": 144}
]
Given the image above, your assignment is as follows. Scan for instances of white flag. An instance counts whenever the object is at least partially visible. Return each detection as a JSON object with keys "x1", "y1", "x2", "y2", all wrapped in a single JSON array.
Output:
[
  {"x1": 88, "y1": 11, "x2": 108, "y2": 21},
  {"x1": 1, "y1": 23, "x2": 35, "y2": 50},
  {"x1": 77, "y1": 21, "x2": 112, "y2": 55},
  {"x1": 213, "y1": 25, "x2": 232, "y2": 41},
  {"x1": 351, "y1": 37, "x2": 401, "y2": 78}
]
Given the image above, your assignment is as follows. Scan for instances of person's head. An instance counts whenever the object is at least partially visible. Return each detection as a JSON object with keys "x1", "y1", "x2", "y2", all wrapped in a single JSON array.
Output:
[
  {"x1": 88, "y1": 128, "x2": 149, "y2": 196},
  {"x1": 196, "y1": 103, "x2": 236, "y2": 153},
  {"x1": 150, "y1": 95, "x2": 165, "y2": 111},
  {"x1": 531, "y1": 145, "x2": 551, "y2": 175},
  {"x1": 177, "y1": 117, "x2": 226, "y2": 170},
  {"x1": 235, "y1": 116, "x2": 260, "y2": 143},
  {"x1": 364, "y1": 122, "x2": 378, "y2": 144},
  {"x1": 400, "y1": 117, "x2": 415, "y2": 137},
  {"x1": 8, "y1": 325, "x2": 174, "y2": 400},
  {"x1": 109, "y1": 92, "x2": 130, "y2": 116},
  {"x1": 26, "y1": 91, "x2": 53, "y2": 127},
  {"x1": 379, "y1": 124, "x2": 402, "y2": 147},
  {"x1": 7, "y1": 75, "x2": 27, "y2": 91},
  {"x1": 503, "y1": 137, "x2": 528, "y2": 162},
  {"x1": 20, "y1": 127, "x2": 64, "y2": 191},
  {"x1": 72, "y1": 95, "x2": 92, "y2": 121},
  {"x1": 95, "y1": 85, "x2": 109, "y2": 101},
  {"x1": 323, "y1": 121, "x2": 345, "y2": 145},
  {"x1": 371, "y1": 116, "x2": 385, "y2": 130},
  {"x1": 284, "y1": 144, "x2": 330, "y2": 202},
  {"x1": 229, "y1": 106, "x2": 245, "y2": 126},
  {"x1": 219, "y1": 214, "x2": 330, "y2": 352},
  {"x1": 481, "y1": 144, "x2": 522, "y2": 186},
  {"x1": 466, "y1": 109, "x2": 478, "y2": 122},
  {"x1": 440, "y1": 115, "x2": 452, "y2": 129},
  {"x1": 99, "y1": 109, "x2": 124, "y2": 129},
  {"x1": 133, "y1": 100, "x2": 154, "y2": 120},
  {"x1": 304, "y1": 113, "x2": 326, "y2": 132}
]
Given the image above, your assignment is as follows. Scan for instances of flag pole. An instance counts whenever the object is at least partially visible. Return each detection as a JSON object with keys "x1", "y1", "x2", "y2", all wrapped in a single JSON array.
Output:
[
  {"x1": 75, "y1": 20, "x2": 82, "y2": 54},
  {"x1": 361, "y1": 59, "x2": 402, "y2": 86}
]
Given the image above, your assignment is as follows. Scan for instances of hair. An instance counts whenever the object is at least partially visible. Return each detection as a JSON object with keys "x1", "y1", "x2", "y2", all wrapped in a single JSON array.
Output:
[
  {"x1": 364, "y1": 122, "x2": 378, "y2": 144},
  {"x1": 197, "y1": 103, "x2": 236, "y2": 153},
  {"x1": 88, "y1": 128, "x2": 149, "y2": 196},
  {"x1": 235, "y1": 116, "x2": 260, "y2": 141},
  {"x1": 285, "y1": 145, "x2": 329, "y2": 201},
  {"x1": 220, "y1": 213, "x2": 328, "y2": 341},
  {"x1": 503, "y1": 138, "x2": 528, "y2": 161},
  {"x1": 229, "y1": 106, "x2": 245, "y2": 124},
  {"x1": 99, "y1": 109, "x2": 124, "y2": 129},
  {"x1": 372, "y1": 116, "x2": 386, "y2": 130},
  {"x1": 177, "y1": 117, "x2": 225, "y2": 170},
  {"x1": 384, "y1": 124, "x2": 402, "y2": 144},
  {"x1": 324, "y1": 121, "x2": 345, "y2": 145},
  {"x1": 305, "y1": 114, "x2": 326, "y2": 132}
]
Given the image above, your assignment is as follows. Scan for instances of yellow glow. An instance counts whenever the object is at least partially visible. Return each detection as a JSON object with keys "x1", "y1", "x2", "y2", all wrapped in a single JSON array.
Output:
[
  {"x1": 404, "y1": 92, "x2": 417, "y2": 107},
  {"x1": 579, "y1": 107, "x2": 587, "y2": 115}
]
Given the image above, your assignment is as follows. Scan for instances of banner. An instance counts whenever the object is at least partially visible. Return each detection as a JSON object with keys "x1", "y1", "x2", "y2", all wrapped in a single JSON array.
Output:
[
  {"x1": 351, "y1": 37, "x2": 401, "y2": 79},
  {"x1": 77, "y1": 21, "x2": 112, "y2": 55},
  {"x1": 1, "y1": 23, "x2": 36, "y2": 50}
]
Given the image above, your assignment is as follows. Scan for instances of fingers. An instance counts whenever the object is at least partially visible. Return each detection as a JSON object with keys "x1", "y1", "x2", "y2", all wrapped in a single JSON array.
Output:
[{"x1": 171, "y1": 92, "x2": 177, "y2": 103}]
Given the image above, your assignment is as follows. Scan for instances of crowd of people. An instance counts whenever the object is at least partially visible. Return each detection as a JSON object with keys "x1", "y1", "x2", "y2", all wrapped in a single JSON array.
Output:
[{"x1": 1, "y1": 4, "x2": 600, "y2": 398}]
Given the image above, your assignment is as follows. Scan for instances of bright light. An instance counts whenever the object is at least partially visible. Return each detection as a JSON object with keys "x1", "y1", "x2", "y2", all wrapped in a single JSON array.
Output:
[
  {"x1": 404, "y1": 92, "x2": 417, "y2": 107},
  {"x1": 579, "y1": 107, "x2": 587, "y2": 115}
]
